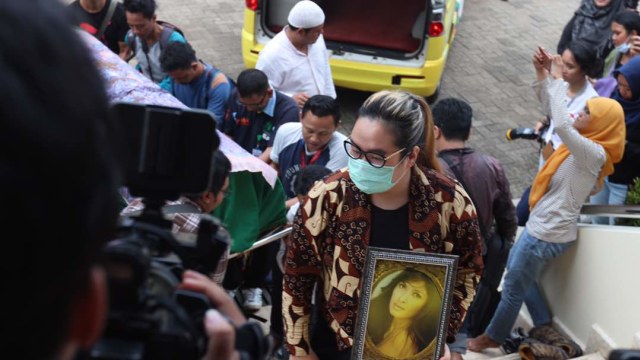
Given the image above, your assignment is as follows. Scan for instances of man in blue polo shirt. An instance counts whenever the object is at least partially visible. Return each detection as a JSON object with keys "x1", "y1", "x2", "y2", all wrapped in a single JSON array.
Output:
[
  {"x1": 160, "y1": 41, "x2": 233, "y2": 127},
  {"x1": 223, "y1": 69, "x2": 299, "y2": 163},
  {"x1": 270, "y1": 95, "x2": 347, "y2": 204}
]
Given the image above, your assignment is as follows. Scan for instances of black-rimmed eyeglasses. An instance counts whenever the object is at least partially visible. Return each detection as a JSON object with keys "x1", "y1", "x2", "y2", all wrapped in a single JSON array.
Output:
[
  {"x1": 343, "y1": 139, "x2": 405, "y2": 168},
  {"x1": 237, "y1": 92, "x2": 268, "y2": 108}
]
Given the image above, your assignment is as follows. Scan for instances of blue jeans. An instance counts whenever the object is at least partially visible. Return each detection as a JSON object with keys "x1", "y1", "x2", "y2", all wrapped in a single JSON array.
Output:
[
  {"x1": 449, "y1": 317, "x2": 469, "y2": 354},
  {"x1": 485, "y1": 229, "x2": 572, "y2": 343},
  {"x1": 590, "y1": 178, "x2": 628, "y2": 225},
  {"x1": 516, "y1": 186, "x2": 531, "y2": 227}
]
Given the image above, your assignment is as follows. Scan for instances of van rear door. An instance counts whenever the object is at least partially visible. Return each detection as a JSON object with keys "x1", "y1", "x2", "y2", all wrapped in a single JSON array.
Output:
[{"x1": 260, "y1": 0, "x2": 433, "y2": 60}]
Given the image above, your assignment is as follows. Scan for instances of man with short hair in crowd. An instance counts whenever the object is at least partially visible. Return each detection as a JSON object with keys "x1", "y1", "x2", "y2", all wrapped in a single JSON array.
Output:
[
  {"x1": 123, "y1": 0, "x2": 186, "y2": 90},
  {"x1": 160, "y1": 41, "x2": 233, "y2": 127},
  {"x1": 223, "y1": 68, "x2": 299, "y2": 163},
  {"x1": 432, "y1": 98, "x2": 517, "y2": 360},
  {"x1": 256, "y1": 0, "x2": 336, "y2": 108},
  {"x1": 270, "y1": 94, "x2": 347, "y2": 206},
  {"x1": 68, "y1": 0, "x2": 130, "y2": 59}
]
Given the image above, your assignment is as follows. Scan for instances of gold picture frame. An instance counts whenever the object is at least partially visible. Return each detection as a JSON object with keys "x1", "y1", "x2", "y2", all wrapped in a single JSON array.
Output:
[{"x1": 351, "y1": 247, "x2": 458, "y2": 360}]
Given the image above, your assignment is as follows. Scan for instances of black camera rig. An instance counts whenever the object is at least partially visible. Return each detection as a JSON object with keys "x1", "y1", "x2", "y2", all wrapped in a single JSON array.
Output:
[{"x1": 86, "y1": 103, "x2": 271, "y2": 360}]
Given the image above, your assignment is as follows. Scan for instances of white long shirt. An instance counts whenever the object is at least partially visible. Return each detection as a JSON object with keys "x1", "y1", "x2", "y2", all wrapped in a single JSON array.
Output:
[
  {"x1": 532, "y1": 77, "x2": 597, "y2": 168},
  {"x1": 256, "y1": 29, "x2": 336, "y2": 99},
  {"x1": 527, "y1": 79, "x2": 606, "y2": 243}
]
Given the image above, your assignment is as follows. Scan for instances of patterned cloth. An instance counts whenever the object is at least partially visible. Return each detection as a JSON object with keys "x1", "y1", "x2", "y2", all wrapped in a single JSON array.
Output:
[
  {"x1": 121, "y1": 197, "x2": 230, "y2": 285},
  {"x1": 283, "y1": 166, "x2": 484, "y2": 356},
  {"x1": 80, "y1": 30, "x2": 279, "y2": 187}
]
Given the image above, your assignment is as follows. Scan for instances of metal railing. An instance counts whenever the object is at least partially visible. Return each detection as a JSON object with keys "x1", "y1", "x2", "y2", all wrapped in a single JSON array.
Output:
[
  {"x1": 228, "y1": 226, "x2": 292, "y2": 259},
  {"x1": 580, "y1": 204, "x2": 640, "y2": 219}
]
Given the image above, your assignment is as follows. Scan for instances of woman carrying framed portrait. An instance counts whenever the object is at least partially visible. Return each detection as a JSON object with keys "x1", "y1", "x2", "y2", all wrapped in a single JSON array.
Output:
[{"x1": 281, "y1": 90, "x2": 484, "y2": 360}]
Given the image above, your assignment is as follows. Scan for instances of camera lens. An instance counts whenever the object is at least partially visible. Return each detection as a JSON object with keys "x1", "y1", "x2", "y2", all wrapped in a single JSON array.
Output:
[{"x1": 506, "y1": 128, "x2": 538, "y2": 141}]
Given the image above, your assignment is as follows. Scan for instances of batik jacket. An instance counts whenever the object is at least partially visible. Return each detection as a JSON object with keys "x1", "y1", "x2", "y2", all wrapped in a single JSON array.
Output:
[{"x1": 283, "y1": 166, "x2": 484, "y2": 356}]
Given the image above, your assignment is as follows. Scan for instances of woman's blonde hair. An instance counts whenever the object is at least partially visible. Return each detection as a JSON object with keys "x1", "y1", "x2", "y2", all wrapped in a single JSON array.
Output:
[{"x1": 358, "y1": 90, "x2": 441, "y2": 172}]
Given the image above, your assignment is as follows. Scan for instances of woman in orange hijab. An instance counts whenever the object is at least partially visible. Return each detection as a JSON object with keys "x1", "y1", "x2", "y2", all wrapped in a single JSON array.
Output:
[{"x1": 469, "y1": 56, "x2": 626, "y2": 352}]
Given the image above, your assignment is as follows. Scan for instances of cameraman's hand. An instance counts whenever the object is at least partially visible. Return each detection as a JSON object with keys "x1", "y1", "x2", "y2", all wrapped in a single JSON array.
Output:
[
  {"x1": 179, "y1": 270, "x2": 246, "y2": 326},
  {"x1": 203, "y1": 309, "x2": 240, "y2": 360}
]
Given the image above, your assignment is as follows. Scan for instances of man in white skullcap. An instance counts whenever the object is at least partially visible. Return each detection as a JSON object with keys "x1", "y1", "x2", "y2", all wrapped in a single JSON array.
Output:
[{"x1": 256, "y1": 0, "x2": 336, "y2": 108}]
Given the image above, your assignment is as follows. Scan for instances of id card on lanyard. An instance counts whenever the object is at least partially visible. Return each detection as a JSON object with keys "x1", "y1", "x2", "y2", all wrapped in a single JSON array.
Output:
[{"x1": 253, "y1": 121, "x2": 274, "y2": 156}]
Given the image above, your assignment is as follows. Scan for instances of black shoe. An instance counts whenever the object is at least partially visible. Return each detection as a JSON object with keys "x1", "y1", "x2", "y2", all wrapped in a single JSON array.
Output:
[{"x1": 502, "y1": 327, "x2": 528, "y2": 354}]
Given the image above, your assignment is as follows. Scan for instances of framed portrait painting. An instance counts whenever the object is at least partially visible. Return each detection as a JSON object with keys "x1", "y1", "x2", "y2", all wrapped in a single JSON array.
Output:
[{"x1": 351, "y1": 247, "x2": 458, "y2": 360}]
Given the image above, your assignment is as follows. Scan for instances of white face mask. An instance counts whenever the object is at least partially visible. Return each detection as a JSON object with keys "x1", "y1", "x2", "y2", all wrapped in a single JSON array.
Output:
[
  {"x1": 618, "y1": 42, "x2": 631, "y2": 54},
  {"x1": 348, "y1": 156, "x2": 410, "y2": 194}
]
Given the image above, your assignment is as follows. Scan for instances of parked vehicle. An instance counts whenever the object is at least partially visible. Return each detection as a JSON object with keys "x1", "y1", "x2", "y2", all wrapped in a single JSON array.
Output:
[{"x1": 241, "y1": 0, "x2": 463, "y2": 101}]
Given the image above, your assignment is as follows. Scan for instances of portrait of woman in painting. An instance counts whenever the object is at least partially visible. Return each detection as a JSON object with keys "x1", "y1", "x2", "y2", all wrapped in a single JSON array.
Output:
[{"x1": 365, "y1": 267, "x2": 443, "y2": 359}]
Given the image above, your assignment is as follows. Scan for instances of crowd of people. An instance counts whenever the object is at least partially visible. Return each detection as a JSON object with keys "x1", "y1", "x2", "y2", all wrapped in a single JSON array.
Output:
[
  {"x1": 7, "y1": 0, "x2": 639, "y2": 359},
  {"x1": 470, "y1": 1, "x2": 637, "y2": 359}
]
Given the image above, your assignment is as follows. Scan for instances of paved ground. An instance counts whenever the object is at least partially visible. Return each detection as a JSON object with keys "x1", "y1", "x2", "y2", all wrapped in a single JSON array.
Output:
[
  {"x1": 62, "y1": 0, "x2": 583, "y2": 196},
  {"x1": 150, "y1": 0, "x2": 581, "y2": 198}
]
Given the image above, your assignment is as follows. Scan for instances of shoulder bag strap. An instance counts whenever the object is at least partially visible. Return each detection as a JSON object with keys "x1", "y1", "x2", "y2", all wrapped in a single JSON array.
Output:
[
  {"x1": 203, "y1": 65, "x2": 218, "y2": 103},
  {"x1": 96, "y1": 0, "x2": 118, "y2": 39},
  {"x1": 159, "y1": 26, "x2": 175, "y2": 50}
]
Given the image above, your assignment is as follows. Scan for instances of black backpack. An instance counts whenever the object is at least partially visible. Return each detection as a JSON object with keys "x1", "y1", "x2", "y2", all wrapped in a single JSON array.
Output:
[{"x1": 126, "y1": 20, "x2": 186, "y2": 55}]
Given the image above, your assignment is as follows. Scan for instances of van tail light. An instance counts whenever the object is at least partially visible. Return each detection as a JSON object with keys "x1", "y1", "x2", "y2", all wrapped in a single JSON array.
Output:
[
  {"x1": 245, "y1": 0, "x2": 258, "y2": 11},
  {"x1": 429, "y1": 21, "x2": 444, "y2": 37}
]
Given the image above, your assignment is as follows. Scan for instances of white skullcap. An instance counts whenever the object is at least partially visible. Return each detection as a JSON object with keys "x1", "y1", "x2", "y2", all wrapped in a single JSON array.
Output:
[{"x1": 288, "y1": 0, "x2": 325, "y2": 29}]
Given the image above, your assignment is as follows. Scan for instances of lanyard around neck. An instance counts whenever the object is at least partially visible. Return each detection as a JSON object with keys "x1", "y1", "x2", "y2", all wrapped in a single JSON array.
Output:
[{"x1": 300, "y1": 145, "x2": 324, "y2": 168}]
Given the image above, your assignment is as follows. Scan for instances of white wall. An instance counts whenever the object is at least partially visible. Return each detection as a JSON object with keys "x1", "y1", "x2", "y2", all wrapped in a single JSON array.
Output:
[{"x1": 540, "y1": 224, "x2": 640, "y2": 348}]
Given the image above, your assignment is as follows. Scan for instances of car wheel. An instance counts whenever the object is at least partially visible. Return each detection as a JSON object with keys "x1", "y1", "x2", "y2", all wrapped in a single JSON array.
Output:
[{"x1": 426, "y1": 85, "x2": 440, "y2": 105}]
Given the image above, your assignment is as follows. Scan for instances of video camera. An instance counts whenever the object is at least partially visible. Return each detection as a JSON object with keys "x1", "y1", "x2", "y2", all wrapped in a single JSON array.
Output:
[
  {"x1": 87, "y1": 103, "x2": 271, "y2": 360},
  {"x1": 506, "y1": 118, "x2": 550, "y2": 144},
  {"x1": 505, "y1": 127, "x2": 541, "y2": 142}
]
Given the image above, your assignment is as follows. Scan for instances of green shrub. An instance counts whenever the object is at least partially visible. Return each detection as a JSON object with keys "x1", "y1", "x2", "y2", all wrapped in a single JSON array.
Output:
[{"x1": 617, "y1": 177, "x2": 640, "y2": 227}]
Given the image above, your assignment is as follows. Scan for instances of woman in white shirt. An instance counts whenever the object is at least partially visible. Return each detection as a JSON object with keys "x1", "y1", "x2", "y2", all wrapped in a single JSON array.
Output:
[
  {"x1": 469, "y1": 56, "x2": 626, "y2": 354},
  {"x1": 516, "y1": 40, "x2": 603, "y2": 226},
  {"x1": 532, "y1": 40, "x2": 603, "y2": 168}
]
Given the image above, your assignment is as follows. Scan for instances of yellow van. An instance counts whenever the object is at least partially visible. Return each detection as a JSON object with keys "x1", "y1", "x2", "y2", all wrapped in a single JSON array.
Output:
[{"x1": 241, "y1": 0, "x2": 463, "y2": 101}]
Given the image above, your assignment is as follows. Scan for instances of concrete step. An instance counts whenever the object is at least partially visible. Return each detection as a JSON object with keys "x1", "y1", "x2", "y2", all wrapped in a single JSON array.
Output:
[
  {"x1": 465, "y1": 349, "x2": 604, "y2": 360},
  {"x1": 463, "y1": 348, "x2": 514, "y2": 360},
  {"x1": 571, "y1": 353, "x2": 606, "y2": 360}
]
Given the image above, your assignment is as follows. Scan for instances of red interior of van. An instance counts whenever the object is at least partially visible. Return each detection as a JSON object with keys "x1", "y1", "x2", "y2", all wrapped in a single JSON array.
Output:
[
  {"x1": 322, "y1": 0, "x2": 425, "y2": 53},
  {"x1": 267, "y1": 0, "x2": 427, "y2": 53}
]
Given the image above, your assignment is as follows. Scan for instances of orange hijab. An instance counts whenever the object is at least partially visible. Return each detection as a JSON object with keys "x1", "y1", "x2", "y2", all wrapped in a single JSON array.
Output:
[{"x1": 529, "y1": 97, "x2": 626, "y2": 210}]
